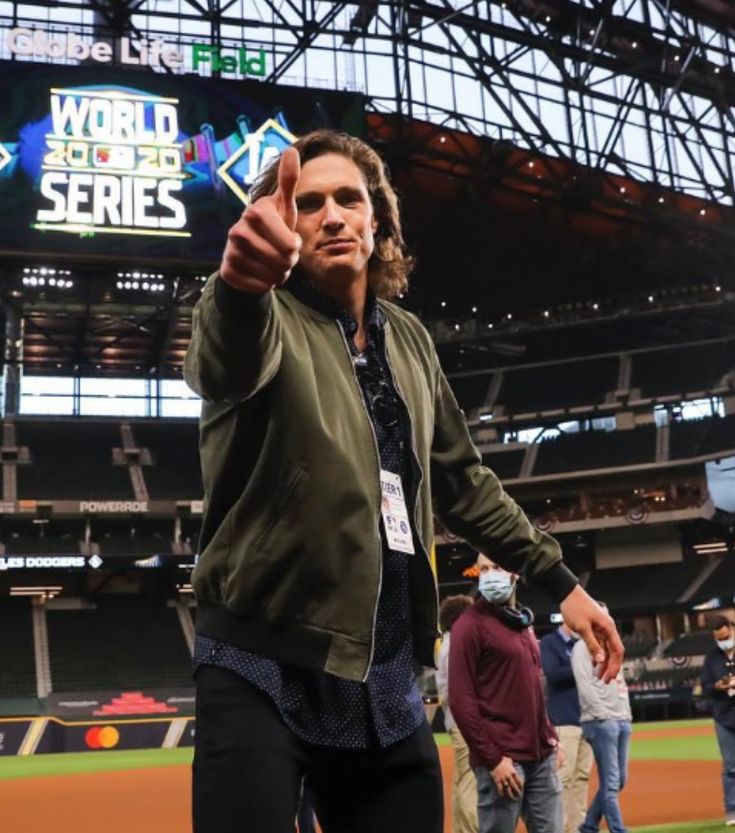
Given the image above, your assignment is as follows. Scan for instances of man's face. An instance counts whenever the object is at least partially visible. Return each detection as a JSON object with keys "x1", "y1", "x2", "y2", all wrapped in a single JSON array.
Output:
[
  {"x1": 714, "y1": 625, "x2": 734, "y2": 644},
  {"x1": 294, "y1": 153, "x2": 377, "y2": 286}
]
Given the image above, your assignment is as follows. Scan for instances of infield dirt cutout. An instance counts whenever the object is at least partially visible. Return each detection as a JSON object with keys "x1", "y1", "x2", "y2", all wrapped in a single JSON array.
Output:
[{"x1": 0, "y1": 746, "x2": 724, "y2": 832}]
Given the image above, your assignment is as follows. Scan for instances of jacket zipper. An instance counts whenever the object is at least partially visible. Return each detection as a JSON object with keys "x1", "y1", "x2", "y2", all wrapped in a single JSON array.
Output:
[
  {"x1": 382, "y1": 333, "x2": 440, "y2": 641},
  {"x1": 335, "y1": 321, "x2": 384, "y2": 684}
]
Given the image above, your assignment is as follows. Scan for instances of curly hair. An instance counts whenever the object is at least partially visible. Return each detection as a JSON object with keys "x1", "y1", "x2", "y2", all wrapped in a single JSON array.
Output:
[
  {"x1": 248, "y1": 129, "x2": 413, "y2": 300},
  {"x1": 439, "y1": 594, "x2": 474, "y2": 633}
]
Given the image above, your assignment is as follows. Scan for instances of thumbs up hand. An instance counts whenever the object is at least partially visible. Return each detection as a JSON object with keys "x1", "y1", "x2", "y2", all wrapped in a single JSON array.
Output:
[{"x1": 220, "y1": 147, "x2": 302, "y2": 294}]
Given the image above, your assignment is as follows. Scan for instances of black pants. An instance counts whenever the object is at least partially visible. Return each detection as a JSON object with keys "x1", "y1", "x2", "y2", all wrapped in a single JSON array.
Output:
[{"x1": 192, "y1": 665, "x2": 444, "y2": 833}]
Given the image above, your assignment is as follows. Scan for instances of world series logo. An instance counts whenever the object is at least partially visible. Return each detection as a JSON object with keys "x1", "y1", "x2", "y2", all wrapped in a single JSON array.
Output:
[
  {"x1": 35, "y1": 86, "x2": 189, "y2": 238},
  {"x1": 0, "y1": 78, "x2": 297, "y2": 245}
]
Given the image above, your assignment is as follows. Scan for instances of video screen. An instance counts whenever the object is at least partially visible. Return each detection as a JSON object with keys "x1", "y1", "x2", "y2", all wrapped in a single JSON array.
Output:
[{"x1": 0, "y1": 61, "x2": 365, "y2": 263}]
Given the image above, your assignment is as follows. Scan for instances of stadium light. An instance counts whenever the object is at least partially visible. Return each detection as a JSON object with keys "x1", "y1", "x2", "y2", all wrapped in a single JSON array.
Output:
[
  {"x1": 21, "y1": 267, "x2": 73, "y2": 289},
  {"x1": 115, "y1": 273, "x2": 167, "y2": 292}
]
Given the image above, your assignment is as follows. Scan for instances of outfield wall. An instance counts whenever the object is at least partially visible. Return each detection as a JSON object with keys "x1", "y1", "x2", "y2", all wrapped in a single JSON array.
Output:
[{"x1": 0, "y1": 715, "x2": 195, "y2": 755}]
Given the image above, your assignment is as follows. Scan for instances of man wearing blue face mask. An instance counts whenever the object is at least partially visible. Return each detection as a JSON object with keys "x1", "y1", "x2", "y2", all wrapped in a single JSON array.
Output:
[
  {"x1": 702, "y1": 614, "x2": 735, "y2": 827},
  {"x1": 449, "y1": 554, "x2": 563, "y2": 833}
]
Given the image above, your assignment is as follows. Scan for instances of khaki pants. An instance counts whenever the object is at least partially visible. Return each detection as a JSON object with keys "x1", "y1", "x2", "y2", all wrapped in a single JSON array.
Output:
[
  {"x1": 449, "y1": 726, "x2": 478, "y2": 833},
  {"x1": 558, "y1": 724, "x2": 593, "y2": 833}
]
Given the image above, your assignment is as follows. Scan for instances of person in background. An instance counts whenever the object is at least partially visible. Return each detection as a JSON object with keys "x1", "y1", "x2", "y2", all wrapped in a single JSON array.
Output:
[
  {"x1": 571, "y1": 602, "x2": 632, "y2": 833},
  {"x1": 449, "y1": 555, "x2": 563, "y2": 833},
  {"x1": 436, "y1": 594, "x2": 478, "y2": 833},
  {"x1": 540, "y1": 622, "x2": 592, "y2": 833},
  {"x1": 701, "y1": 614, "x2": 735, "y2": 827}
]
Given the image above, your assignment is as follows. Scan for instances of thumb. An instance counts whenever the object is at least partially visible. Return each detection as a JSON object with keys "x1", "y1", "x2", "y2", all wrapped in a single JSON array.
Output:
[{"x1": 276, "y1": 146, "x2": 300, "y2": 230}]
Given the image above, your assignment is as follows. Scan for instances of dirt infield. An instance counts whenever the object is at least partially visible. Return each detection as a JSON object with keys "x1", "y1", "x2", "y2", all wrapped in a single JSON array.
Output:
[
  {"x1": 0, "y1": 747, "x2": 724, "y2": 832},
  {"x1": 439, "y1": 748, "x2": 724, "y2": 831}
]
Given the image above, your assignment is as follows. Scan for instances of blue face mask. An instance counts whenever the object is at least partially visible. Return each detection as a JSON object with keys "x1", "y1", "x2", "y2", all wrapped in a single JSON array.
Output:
[{"x1": 479, "y1": 571, "x2": 516, "y2": 605}]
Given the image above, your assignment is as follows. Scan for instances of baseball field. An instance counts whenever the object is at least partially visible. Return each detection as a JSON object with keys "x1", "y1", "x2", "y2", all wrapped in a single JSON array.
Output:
[{"x1": 0, "y1": 718, "x2": 724, "y2": 832}]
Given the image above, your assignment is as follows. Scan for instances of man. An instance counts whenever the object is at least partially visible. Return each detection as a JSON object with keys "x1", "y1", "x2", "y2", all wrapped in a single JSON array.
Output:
[
  {"x1": 571, "y1": 602, "x2": 632, "y2": 833},
  {"x1": 436, "y1": 594, "x2": 478, "y2": 833},
  {"x1": 449, "y1": 555, "x2": 564, "y2": 833},
  {"x1": 540, "y1": 622, "x2": 592, "y2": 833},
  {"x1": 184, "y1": 129, "x2": 623, "y2": 833},
  {"x1": 701, "y1": 614, "x2": 735, "y2": 827}
]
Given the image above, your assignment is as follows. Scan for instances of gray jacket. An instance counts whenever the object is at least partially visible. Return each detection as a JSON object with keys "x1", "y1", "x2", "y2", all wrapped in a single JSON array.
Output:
[{"x1": 571, "y1": 639, "x2": 632, "y2": 722}]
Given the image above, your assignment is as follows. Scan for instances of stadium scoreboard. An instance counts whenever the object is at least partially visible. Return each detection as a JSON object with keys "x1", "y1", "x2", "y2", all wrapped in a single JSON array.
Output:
[{"x1": 0, "y1": 60, "x2": 365, "y2": 263}]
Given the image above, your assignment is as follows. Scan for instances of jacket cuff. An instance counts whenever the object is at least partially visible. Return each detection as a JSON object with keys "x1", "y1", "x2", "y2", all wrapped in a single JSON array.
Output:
[
  {"x1": 536, "y1": 562, "x2": 579, "y2": 604},
  {"x1": 214, "y1": 275, "x2": 273, "y2": 322}
]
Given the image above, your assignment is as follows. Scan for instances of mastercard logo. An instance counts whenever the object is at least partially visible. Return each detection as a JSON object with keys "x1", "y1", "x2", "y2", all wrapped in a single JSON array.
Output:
[{"x1": 85, "y1": 726, "x2": 120, "y2": 750}]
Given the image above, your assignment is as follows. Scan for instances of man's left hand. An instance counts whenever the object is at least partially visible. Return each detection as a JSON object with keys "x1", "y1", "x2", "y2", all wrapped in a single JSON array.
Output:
[{"x1": 560, "y1": 585, "x2": 624, "y2": 683}]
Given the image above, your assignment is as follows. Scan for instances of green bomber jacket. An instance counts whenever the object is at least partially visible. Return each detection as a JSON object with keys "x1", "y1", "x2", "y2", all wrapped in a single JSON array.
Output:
[{"x1": 184, "y1": 275, "x2": 577, "y2": 682}]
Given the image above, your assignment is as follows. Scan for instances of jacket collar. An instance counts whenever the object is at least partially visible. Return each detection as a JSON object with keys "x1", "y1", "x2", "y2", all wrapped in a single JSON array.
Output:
[{"x1": 286, "y1": 272, "x2": 383, "y2": 340}]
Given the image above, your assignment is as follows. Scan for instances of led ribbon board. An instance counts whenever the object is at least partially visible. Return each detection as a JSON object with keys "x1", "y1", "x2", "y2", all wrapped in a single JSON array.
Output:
[
  {"x1": 0, "y1": 62, "x2": 365, "y2": 260},
  {"x1": 35, "y1": 86, "x2": 189, "y2": 238}
]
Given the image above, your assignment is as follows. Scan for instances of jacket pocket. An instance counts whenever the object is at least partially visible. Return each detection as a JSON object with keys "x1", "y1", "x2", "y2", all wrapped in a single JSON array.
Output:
[{"x1": 254, "y1": 467, "x2": 306, "y2": 553}]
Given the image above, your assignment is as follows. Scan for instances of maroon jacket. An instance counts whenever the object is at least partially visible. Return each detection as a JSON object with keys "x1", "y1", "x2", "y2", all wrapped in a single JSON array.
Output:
[{"x1": 448, "y1": 599, "x2": 557, "y2": 770}]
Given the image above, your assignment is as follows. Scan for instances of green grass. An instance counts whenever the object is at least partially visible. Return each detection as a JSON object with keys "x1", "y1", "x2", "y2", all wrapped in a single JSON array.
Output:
[
  {"x1": 0, "y1": 747, "x2": 193, "y2": 781},
  {"x1": 630, "y1": 732, "x2": 718, "y2": 761},
  {"x1": 633, "y1": 719, "x2": 710, "y2": 733},
  {"x1": 0, "y1": 718, "x2": 719, "y2": 782},
  {"x1": 632, "y1": 822, "x2": 724, "y2": 833}
]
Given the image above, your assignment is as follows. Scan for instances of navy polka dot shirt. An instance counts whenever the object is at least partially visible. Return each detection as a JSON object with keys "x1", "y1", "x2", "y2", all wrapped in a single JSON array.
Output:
[{"x1": 194, "y1": 276, "x2": 426, "y2": 749}]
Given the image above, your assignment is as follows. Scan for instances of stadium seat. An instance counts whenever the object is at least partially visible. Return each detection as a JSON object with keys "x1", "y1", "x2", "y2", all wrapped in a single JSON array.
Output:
[
  {"x1": 0, "y1": 598, "x2": 37, "y2": 697},
  {"x1": 46, "y1": 596, "x2": 193, "y2": 692},
  {"x1": 16, "y1": 420, "x2": 132, "y2": 500}
]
